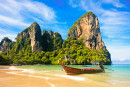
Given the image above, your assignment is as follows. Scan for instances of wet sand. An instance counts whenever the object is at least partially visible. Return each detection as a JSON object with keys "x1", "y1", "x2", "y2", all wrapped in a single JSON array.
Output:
[
  {"x1": 0, "y1": 66, "x2": 128, "y2": 87},
  {"x1": 0, "y1": 66, "x2": 50, "y2": 87}
]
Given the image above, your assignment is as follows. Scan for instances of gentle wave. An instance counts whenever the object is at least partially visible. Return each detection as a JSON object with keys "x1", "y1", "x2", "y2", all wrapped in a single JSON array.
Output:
[
  {"x1": 6, "y1": 71, "x2": 55, "y2": 87},
  {"x1": 9, "y1": 66, "x2": 35, "y2": 73},
  {"x1": 9, "y1": 66, "x2": 20, "y2": 70},
  {"x1": 107, "y1": 79, "x2": 130, "y2": 85},
  {"x1": 6, "y1": 72, "x2": 25, "y2": 76},
  {"x1": 8, "y1": 66, "x2": 49, "y2": 78},
  {"x1": 6, "y1": 71, "x2": 50, "y2": 79},
  {"x1": 22, "y1": 69, "x2": 35, "y2": 73},
  {"x1": 55, "y1": 74, "x2": 86, "y2": 81}
]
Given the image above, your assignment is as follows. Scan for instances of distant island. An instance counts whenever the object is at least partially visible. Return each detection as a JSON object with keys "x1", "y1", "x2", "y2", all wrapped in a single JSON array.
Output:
[{"x1": 0, "y1": 12, "x2": 111, "y2": 65}]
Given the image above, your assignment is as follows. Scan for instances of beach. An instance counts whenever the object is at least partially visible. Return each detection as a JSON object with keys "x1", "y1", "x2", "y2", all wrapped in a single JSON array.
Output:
[{"x1": 0, "y1": 65, "x2": 129, "y2": 87}]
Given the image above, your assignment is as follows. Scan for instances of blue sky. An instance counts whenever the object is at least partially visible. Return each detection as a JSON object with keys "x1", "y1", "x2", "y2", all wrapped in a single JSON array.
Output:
[{"x1": 0, "y1": 0, "x2": 130, "y2": 63}]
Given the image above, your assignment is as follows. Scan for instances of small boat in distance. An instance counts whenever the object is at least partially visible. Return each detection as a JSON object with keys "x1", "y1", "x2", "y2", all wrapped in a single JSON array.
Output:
[{"x1": 59, "y1": 60, "x2": 104, "y2": 75}]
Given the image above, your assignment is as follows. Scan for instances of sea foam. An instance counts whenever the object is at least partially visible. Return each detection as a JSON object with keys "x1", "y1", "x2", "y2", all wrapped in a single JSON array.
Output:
[
  {"x1": 107, "y1": 79, "x2": 130, "y2": 85},
  {"x1": 9, "y1": 66, "x2": 20, "y2": 70},
  {"x1": 7, "y1": 66, "x2": 55, "y2": 87},
  {"x1": 6, "y1": 72, "x2": 55, "y2": 87},
  {"x1": 6, "y1": 71, "x2": 50, "y2": 80},
  {"x1": 55, "y1": 74, "x2": 85, "y2": 81},
  {"x1": 9, "y1": 66, "x2": 35, "y2": 73},
  {"x1": 22, "y1": 69, "x2": 35, "y2": 73}
]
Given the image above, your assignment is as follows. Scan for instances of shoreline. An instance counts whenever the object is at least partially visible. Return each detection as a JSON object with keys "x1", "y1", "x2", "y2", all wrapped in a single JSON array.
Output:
[
  {"x1": 0, "y1": 65, "x2": 129, "y2": 87},
  {"x1": 0, "y1": 66, "x2": 54, "y2": 87}
]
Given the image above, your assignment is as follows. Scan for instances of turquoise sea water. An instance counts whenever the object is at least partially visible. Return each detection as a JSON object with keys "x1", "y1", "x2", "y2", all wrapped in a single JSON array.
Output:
[
  {"x1": 16, "y1": 64, "x2": 130, "y2": 85},
  {"x1": 83, "y1": 64, "x2": 130, "y2": 85}
]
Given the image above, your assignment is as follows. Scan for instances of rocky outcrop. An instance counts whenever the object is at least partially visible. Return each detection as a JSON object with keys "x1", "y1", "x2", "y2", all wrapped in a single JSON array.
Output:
[
  {"x1": 67, "y1": 12, "x2": 106, "y2": 50},
  {"x1": 29, "y1": 22, "x2": 42, "y2": 52},
  {"x1": 17, "y1": 22, "x2": 42, "y2": 52},
  {"x1": 16, "y1": 22, "x2": 63, "y2": 52},
  {"x1": 42, "y1": 30, "x2": 63, "y2": 51},
  {"x1": 0, "y1": 37, "x2": 12, "y2": 53},
  {"x1": 67, "y1": 12, "x2": 111, "y2": 64}
]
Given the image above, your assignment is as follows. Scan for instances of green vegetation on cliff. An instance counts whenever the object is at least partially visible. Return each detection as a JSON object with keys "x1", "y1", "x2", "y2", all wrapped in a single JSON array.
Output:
[
  {"x1": 0, "y1": 36, "x2": 111, "y2": 65},
  {"x1": 0, "y1": 16, "x2": 111, "y2": 65},
  {"x1": 0, "y1": 54, "x2": 12, "y2": 65},
  {"x1": 42, "y1": 30, "x2": 63, "y2": 51},
  {"x1": 68, "y1": 11, "x2": 96, "y2": 35},
  {"x1": 74, "y1": 11, "x2": 96, "y2": 25}
]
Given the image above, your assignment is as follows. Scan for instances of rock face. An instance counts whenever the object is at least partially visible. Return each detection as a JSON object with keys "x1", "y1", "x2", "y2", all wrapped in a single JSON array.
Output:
[
  {"x1": 0, "y1": 37, "x2": 12, "y2": 53},
  {"x1": 29, "y1": 22, "x2": 42, "y2": 52},
  {"x1": 67, "y1": 12, "x2": 111, "y2": 64},
  {"x1": 42, "y1": 30, "x2": 63, "y2": 51},
  {"x1": 17, "y1": 22, "x2": 42, "y2": 52},
  {"x1": 67, "y1": 12, "x2": 106, "y2": 50},
  {"x1": 16, "y1": 22, "x2": 63, "y2": 52}
]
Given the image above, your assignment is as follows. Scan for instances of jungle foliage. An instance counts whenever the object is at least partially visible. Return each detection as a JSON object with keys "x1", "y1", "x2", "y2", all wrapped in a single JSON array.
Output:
[{"x1": 0, "y1": 37, "x2": 111, "y2": 65}]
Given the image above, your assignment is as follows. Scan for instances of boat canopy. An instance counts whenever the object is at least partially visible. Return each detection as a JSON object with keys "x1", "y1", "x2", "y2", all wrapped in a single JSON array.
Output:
[{"x1": 92, "y1": 61, "x2": 99, "y2": 64}]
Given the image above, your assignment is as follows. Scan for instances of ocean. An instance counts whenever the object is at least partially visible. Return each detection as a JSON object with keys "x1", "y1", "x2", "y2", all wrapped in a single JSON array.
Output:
[
  {"x1": 15, "y1": 64, "x2": 130, "y2": 85},
  {"x1": 4, "y1": 64, "x2": 129, "y2": 87}
]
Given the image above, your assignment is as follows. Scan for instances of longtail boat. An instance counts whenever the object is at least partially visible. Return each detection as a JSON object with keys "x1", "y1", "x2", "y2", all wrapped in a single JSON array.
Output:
[{"x1": 59, "y1": 60, "x2": 104, "y2": 75}]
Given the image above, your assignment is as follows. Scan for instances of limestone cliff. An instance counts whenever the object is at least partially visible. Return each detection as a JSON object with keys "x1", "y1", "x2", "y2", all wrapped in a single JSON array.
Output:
[
  {"x1": 67, "y1": 12, "x2": 111, "y2": 64},
  {"x1": 67, "y1": 12, "x2": 106, "y2": 50},
  {"x1": 42, "y1": 30, "x2": 63, "y2": 51},
  {"x1": 0, "y1": 37, "x2": 12, "y2": 53},
  {"x1": 17, "y1": 22, "x2": 42, "y2": 52},
  {"x1": 16, "y1": 22, "x2": 63, "y2": 53}
]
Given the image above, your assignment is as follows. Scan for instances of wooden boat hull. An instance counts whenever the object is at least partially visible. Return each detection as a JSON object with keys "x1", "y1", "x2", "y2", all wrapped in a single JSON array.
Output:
[
  {"x1": 59, "y1": 60, "x2": 104, "y2": 75},
  {"x1": 63, "y1": 65, "x2": 103, "y2": 75}
]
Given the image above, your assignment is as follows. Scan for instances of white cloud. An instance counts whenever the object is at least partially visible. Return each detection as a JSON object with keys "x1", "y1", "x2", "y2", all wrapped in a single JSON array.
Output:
[
  {"x1": 0, "y1": 32, "x2": 17, "y2": 41},
  {"x1": 0, "y1": 0, "x2": 58, "y2": 41},
  {"x1": 1, "y1": 34, "x2": 16, "y2": 41},
  {"x1": 69, "y1": 0, "x2": 80, "y2": 8},
  {"x1": 103, "y1": 0, "x2": 125, "y2": 8},
  {"x1": 0, "y1": 28, "x2": 6, "y2": 32},
  {"x1": 107, "y1": 45, "x2": 130, "y2": 61},
  {"x1": 0, "y1": 15, "x2": 29, "y2": 27},
  {"x1": 0, "y1": 0, "x2": 56, "y2": 27},
  {"x1": 21, "y1": 0, "x2": 56, "y2": 21}
]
